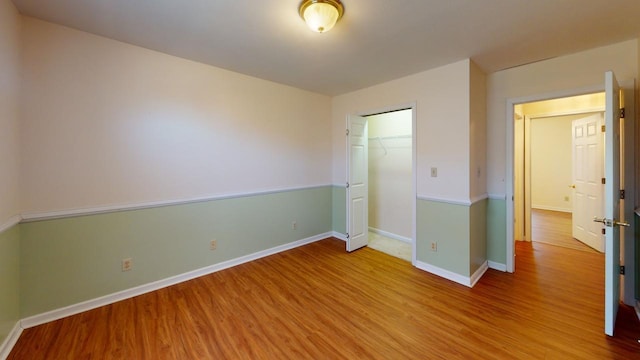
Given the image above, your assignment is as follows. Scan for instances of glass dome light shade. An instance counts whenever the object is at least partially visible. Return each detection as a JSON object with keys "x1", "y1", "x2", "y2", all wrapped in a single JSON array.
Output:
[{"x1": 300, "y1": 0, "x2": 344, "y2": 33}]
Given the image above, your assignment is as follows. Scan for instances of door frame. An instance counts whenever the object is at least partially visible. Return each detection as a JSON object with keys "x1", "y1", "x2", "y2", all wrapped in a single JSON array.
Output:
[
  {"x1": 346, "y1": 102, "x2": 417, "y2": 265},
  {"x1": 505, "y1": 81, "x2": 635, "y2": 306},
  {"x1": 507, "y1": 85, "x2": 600, "y2": 272},
  {"x1": 517, "y1": 109, "x2": 605, "y2": 245}
]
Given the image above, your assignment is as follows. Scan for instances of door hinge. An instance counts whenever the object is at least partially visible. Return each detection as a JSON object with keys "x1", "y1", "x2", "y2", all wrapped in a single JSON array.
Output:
[
  {"x1": 346, "y1": 233, "x2": 350, "y2": 239},
  {"x1": 620, "y1": 189, "x2": 625, "y2": 199},
  {"x1": 601, "y1": 178, "x2": 606, "y2": 185},
  {"x1": 346, "y1": 182, "x2": 350, "y2": 188},
  {"x1": 620, "y1": 265, "x2": 625, "y2": 275},
  {"x1": 620, "y1": 107, "x2": 625, "y2": 119},
  {"x1": 602, "y1": 228, "x2": 606, "y2": 235},
  {"x1": 346, "y1": 129, "x2": 349, "y2": 136},
  {"x1": 601, "y1": 125, "x2": 605, "y2": 132}
]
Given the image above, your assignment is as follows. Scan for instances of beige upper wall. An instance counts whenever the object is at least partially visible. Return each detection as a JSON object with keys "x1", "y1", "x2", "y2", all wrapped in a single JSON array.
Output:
[
  {"x1": 469, "y1": 61, "x2": 487, "y2": 200},
  {"x1": 333, "y1": 59, "x2": 474, "y2": 203},
  {"x1": 520, "y1": 94, "x2": 605, "y2": 213},
  {"x1": 530, "y1": 113, "x2": 590, "y2": 212},
  {"x1": 19, "y1": 18, "x2": 333, "y2": 214},
  {"x1": 487, "y1": 40, "x2": 638, "y2": 196},
  {"x1": 0, "y1": 0, "x2": 21, "y2": 225}
]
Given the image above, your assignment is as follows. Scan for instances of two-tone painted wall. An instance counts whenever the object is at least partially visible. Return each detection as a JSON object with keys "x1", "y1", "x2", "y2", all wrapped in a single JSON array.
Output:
[
  {"x1": 486, "y1": 40, "x2": 638, "y2": 303},
  {"x1": 1, "y1": 10, "x2": 335, "y2": 354},
  {"x1": 16, "y1": 14, "x2": 334, "y2": 312},
  {"x1": 0, "y1": 0, "x2": 22, "y2": 352},
  {"x1": 19, "y1": 187, "x2": 333, "y2": 318},
  {"x1": 2, "y1": 3, "x2": 640, "y2": 355},
  {"x1": 332, "y1": 59, "x2": 488, "y2": 286}
]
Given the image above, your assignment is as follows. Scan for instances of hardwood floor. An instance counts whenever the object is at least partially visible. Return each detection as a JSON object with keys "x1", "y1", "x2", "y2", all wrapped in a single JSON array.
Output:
[
  {"x1": 532, "y1": 209, "x2": 598, "y2": 253},
  {"x1": 9, "y1": 238, "x2": 640, "y2": 359}
]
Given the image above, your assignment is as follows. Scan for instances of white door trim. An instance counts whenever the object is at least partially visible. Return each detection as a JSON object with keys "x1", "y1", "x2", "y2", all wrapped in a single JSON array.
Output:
[
  {"x1": 347, "y1": 102, "x2": 417, "y2": 265},
  {"x1": 505, "y1": 81, "x2": 635, "y2": 306},
  {"x1": 517, "y1": 110, "x2": 605, "y2": 245},
  {"x1": 506, "y1": 85, "x2": 604, "y2": 273}
]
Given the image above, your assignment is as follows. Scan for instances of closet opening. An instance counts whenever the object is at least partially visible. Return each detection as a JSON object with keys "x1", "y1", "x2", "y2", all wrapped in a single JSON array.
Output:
[{"x1": 365, "y1": 108, "x2": 414, "y2": 262}]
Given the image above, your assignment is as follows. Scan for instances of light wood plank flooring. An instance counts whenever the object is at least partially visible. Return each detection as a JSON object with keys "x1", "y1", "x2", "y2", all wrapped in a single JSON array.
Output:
[
  {"x1": 9, "y1": 238, "x2": 640, "y2": 359},
  {"x1": 368, "y1": 231, "x2": 412, "y2": 262},
  {"x1": 532, "y1": 209, "x2": 599, "y2": 253}
]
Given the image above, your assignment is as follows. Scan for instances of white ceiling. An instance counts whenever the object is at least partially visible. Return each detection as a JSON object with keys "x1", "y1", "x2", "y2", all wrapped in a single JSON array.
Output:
[{"x1": 11, "y1": 0, "x2": 640, "y2": 96}]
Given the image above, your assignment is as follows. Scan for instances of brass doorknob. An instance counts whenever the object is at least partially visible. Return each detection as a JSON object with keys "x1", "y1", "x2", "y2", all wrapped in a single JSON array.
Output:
[{"x1": 569, "y1": 184, "x2": 576, "y2": 189}]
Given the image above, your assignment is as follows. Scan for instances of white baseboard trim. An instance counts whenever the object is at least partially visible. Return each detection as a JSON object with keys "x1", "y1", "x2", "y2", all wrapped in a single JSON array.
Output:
[
  {"x1": 531, "y1": 205, "x2": 571, "y2": 213},
  {"x1": 20, "y1": 232, "x2": 332, "y2": 329},
  {"x1": 470, "y1": 261, "x2": 489, "y2": 287},
  {"x1": 0, "y1": 215, "x2": 21, "y2": 234},
  {"x1": 488, "y1": 261, "x2": 507, "y2": 272},
  {"x1": 0, "y1": 321, "x2": 23, "y2": 360},
  {"x1": 332, "y1": 231, "x2": 347, "y2": 241},
  {"x1": 414, "y1": 260, "x2": 487, "y2": 288},
  {"x1": 368, "y1": 227, "x2": 411, "y2": 243}
]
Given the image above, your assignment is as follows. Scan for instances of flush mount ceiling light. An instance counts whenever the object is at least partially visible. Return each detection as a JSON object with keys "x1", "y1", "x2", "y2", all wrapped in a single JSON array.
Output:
[{"x1": 299, "y1": 0, "x2": 344, "y2": 33}]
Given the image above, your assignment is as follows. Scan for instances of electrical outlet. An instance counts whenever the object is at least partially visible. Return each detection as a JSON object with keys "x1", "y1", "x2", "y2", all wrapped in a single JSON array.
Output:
[
  {"x1": 122, "y1": 258, "x2": 133, "y2": 272},
  {"x1": 430, "y1": 242, "x2": 437, "y2": 252},
  {"x1": 210, "y1": 239, "x2": 217, "y2": 250},
  {"x1": 292, "y1": 221, "x2": 297, "y2": 230},
  {"x1": 430, "y1": 167, "x2": 438, "y2": 177}
]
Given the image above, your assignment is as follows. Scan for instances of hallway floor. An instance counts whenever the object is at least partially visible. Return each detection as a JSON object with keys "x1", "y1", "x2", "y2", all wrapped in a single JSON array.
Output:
[{"x1": 531, "y1": 209, "x2": 599, "y2": 253}]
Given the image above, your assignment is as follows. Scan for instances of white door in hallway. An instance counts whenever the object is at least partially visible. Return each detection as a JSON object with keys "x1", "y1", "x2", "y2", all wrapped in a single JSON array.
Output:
[
  {"x1": 346, "y1": 115, "x2": 368, "y2": 252},
  {"x1": 571, "y1": 113, "x2": 604, "y2": 252}
]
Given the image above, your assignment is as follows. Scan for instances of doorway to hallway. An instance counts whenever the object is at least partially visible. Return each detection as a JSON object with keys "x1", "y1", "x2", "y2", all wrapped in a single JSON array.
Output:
[{"x1": 513, "y1": 93, "x2": 605, "y2": 253}]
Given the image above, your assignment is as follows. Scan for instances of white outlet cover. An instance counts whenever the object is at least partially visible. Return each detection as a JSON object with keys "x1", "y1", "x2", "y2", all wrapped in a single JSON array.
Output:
[{"x1": 122, "y1": 258, "x2": 133, "y2": 271}]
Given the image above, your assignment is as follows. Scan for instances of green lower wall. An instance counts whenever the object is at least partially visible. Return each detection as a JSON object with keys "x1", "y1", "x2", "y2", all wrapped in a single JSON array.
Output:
[
  {"x1": 13, "y1": 187, "x2": 505, "y2": 321},
  {"x1": 470, "y1": 199, "x2": 488, "y2": 274},
  {"x1": 487, "y1": 198, "x2": 507, "y2": 266},
  {"x1": 336, "y1": 189, "x2": 490, "y2": 278},
  {"x1": 20, "y1": 187, "x2": 332, "y2": 317},
  {"x1": 417, "y1": 199, "x2": 471, "y2": 276},
  {"x1": 332, "y1": 185, "x2": 346, "y2": 235},
  {"x1": 0, "y1": 224, "x2": 20, "y2": 345}
]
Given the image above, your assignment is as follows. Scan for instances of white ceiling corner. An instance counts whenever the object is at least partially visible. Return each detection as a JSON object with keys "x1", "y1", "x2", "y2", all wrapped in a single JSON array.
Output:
[{"x1": 11, "y1": 0, "x2": 640, "y2": 95}]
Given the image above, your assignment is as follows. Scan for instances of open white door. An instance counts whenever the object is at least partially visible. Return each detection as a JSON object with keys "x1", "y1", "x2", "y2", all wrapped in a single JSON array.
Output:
[
  {"x1": 596, "y1": 71, "x2": 627, "y2": 336},
  {"x1": 346, "y1": 115, "x2": 368, "y2": 252},
  {"x1": 571, "y1": 113, "x2": 605, "y2": 252}
]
